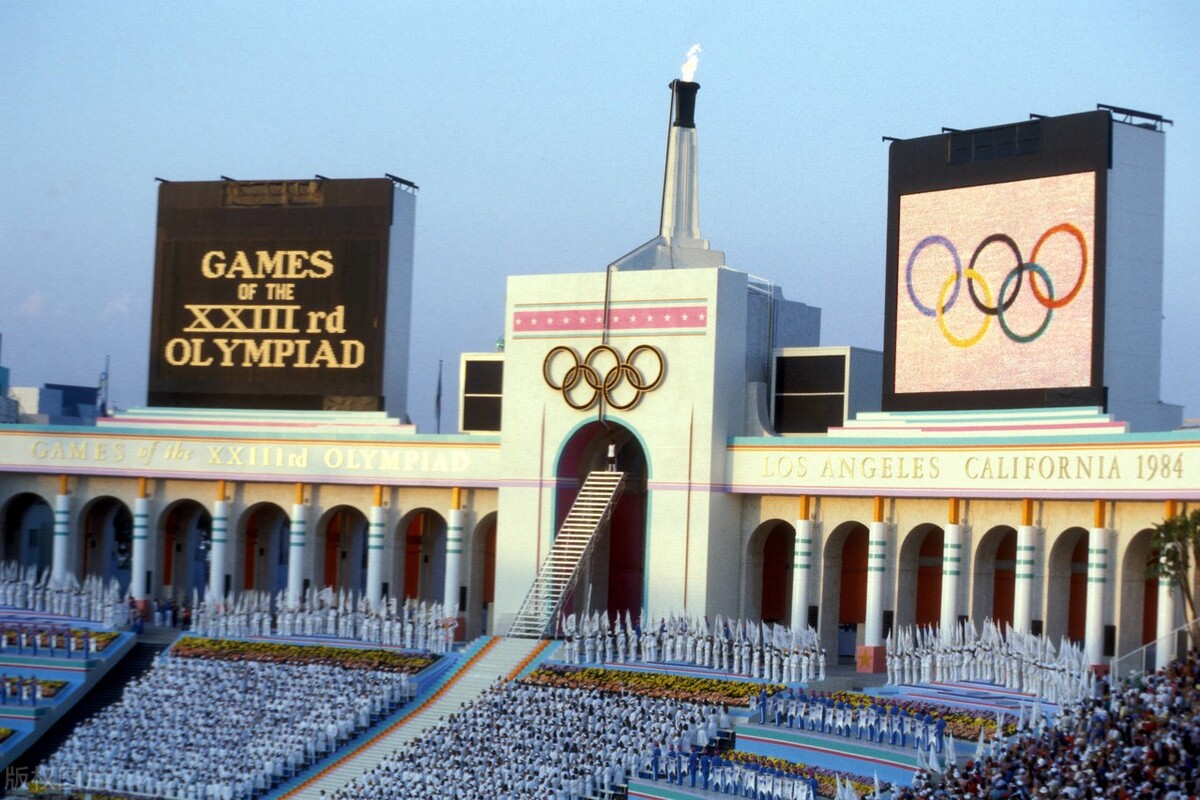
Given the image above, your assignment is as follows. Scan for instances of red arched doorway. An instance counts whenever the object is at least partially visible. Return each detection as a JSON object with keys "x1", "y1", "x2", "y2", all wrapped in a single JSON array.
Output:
[
  {"x1": 971, "y1": 526, "x2": 1017, "y2": 628},
  {"x1": 160, "y1": 500, "x2": 211, "y2": 604},
  {"x1": 81, "y1": 497, "x2": 133, "y2": 593},
  {"x1": 761, "y1": 523, "x2": 793, "y2": 623},
  {"x1": 993, "y1": 530, "x2": 1016, "y2": 627},
  {"x1": 1047, "y1": 527, "x2": 1089, "y2": 645},
  {"x1": 2, "y1": 493, "x2": 53, "y2": 574},
  {"x1": 241, "y1": 503, "x2": 288, "y2": 594},
  {"x1": 554, "y1": 421, "x2": 648, "y2": 621},
  {"x1": 1119, "y1": 528, "x2": 1159, "y2": 653},
  {"x1": 897, "y1": 524, "x2": 943, "y2": 630},
  {"x1": 467, "y1": 511, "x2": 498, "y2": 638},
  {"x1": 317, "y1": 506, "x2": 368, "y2": 594},
  {"x1": 396, "y1": 509, "x2": 445, "y2": 603},
  {"x1": 1068, "y1": 536, "x2": 1088, "y2": 642},
  {"x1": 820, "y1": 521, "x2": 868, "y2": 661}
]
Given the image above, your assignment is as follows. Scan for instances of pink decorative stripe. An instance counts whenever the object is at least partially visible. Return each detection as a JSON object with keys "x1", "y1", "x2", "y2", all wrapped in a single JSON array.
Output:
[{"x1": 513, "y1": 305, "x2": 708, "y2": 332}]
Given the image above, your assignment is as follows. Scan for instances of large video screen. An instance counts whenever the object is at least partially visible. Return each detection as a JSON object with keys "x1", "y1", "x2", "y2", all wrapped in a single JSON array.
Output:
[
  {"x1": 148, "y1": 179, "x2": 395, "y2": 410},
  {"x1": 894, "y1": 172, "x2": 1096, "y2": 396}
]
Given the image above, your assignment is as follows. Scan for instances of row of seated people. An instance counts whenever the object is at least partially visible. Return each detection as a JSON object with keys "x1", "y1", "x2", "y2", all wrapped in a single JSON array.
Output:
[
  {"x1": 34, "y1": 651, "x2": 415, "y2": 800},
  {"x1": 331, "y1": 677, "x2": 739, "y2": 800}
]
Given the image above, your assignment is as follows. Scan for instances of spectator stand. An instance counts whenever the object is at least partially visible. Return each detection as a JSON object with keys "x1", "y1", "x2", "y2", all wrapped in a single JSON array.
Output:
[
  {"x1": 0, "y1": 616, "x2": 134, "y2": 773},
  {"x1": 262, "y1": 635, "x2": 483, "y2": 799}
]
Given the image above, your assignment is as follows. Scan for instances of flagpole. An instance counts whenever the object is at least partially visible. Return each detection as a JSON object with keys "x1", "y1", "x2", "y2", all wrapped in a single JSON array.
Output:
[{"x1": 435, "y1": 359, "x2": 443, "y2": 434}]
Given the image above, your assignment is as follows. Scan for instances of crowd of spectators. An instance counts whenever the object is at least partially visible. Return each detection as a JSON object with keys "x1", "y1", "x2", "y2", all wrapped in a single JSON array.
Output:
[{"x1": 894, "y1": 651, "x2": 1200, "y2": 799}]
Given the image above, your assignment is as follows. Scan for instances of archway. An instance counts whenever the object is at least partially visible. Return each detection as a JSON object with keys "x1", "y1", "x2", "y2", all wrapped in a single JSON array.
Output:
[
  {"x1": 972, "y1": 525, "x2": 1017, "y2": 628},
  {"x1": 160, "y1": 500, "x2": 212, "y2": 604},
  {"x1": 81, "y1": 497, "x2": 133, "y2": 593},
  {"x1": 467, "y1": 511, "x2": 498, "y2": 638},
  {"x1": 240, "y1": 503, "x2": 289, "y2": 594},
  {"x1": 2, "y1": 493, "x2": 53, "y2": 574},
  {"x1": 745, "y1": 520, "x2": 794, "y2": 624},
  {"x1": 1046, "y1": 527, "x2": 1089, "y2": 644},
  {"x1": 897, "y1": 523, "x2": 943, "y2": 630},
  {"x1": 1118, "y1": 528, "x2": 1158, "y2": 655},
  {"x1": 396, "y1": 508, "x2": 446, "y2": 603},
  {"x1": 554, "y1": 420, "x2": 648, "y2": 621},
  {"x1": 819, "y1": 521, "x2": 868, "y2": 662},
  {"x1": 316, "y1": 506, "x2": 369, "y2": 595}
]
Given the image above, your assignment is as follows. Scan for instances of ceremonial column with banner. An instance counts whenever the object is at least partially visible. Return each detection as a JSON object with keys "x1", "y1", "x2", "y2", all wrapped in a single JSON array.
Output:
[
  {"x1": 1013, "y1": 500, "x2": 1042, "y2": 633},
  {"x1": 1086, "y1": 501, "x2": 1111, "y2": 671},
  {"x1": 444, "y1": 488, "x2": 465, "y2": 638},
  {"x1": 287, "y1": 484, "x2": 307, "y2": 608},
  {"x1": 860, "y1": 497, "x2": 890, "y2": 672},
  {"x1": 130, "y1": 480, "x2": 150, "y2": 608},
  {"x1": 208, "y1": 482, "x2": 228, "y2": 602},
  {"x1": 366, "y1": 486, "x2": 385, "y2": 607},
  {"x1": 940, "y1": 499, "x2": 963, "y2": 635},
  {"x1": 51, "y1": 476, "x2": 70, "y2": 587},
  {"x1": 790, "y1": 496, "x2": 815, "y2": 629},
  {"x1": 1156, "y1": 504, "x2": 1182, "y2": 670}
]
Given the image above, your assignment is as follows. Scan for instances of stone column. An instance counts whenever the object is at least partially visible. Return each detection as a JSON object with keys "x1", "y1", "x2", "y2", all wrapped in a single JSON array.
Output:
[
  {"x1": 865, "y1": 518, "x2": 888, "y2": 647},
  {"x1": 444, "y1": 488, "x2": 465, "y2": 614},
  {"x1": 790, "y1": 496, "x2": 815, "y2": 629},
  {"x1": 287, "y1": 483, "x2": 307, "y2": 608},
  {"x1": 51, "y1": 475, "x2": 71, "y2": 587},
  {"x1": 130, "y1": 479, "x2": 150, "y2": 607},
  {"x1": 940, "y1": 499, "x2": 963, "y2": 637},
  {"x1": 1013, "y1": 499, "x2": 1041, "y2": 633},
  {"x1": 366, "y1": 486, "x2": 385, "y2": 608},
  {"x1": 859, "y1": 497, "x2": 890, "y2": 673},
  {"x1": 208, "y1": 481, "x2": 229, "y2": 603},
  {"x1": 1085, "y1": 501, "x2": 1110, "y2": 671},
  {"x1": 1156, "y1": 550, "x2": 1180, "y2": 671}
]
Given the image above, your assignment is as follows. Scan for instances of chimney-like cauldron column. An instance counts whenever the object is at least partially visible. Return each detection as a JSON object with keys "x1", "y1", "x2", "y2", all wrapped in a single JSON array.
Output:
[{"x1": 660, "y1": 80, "x2": 703, "y2": 243}]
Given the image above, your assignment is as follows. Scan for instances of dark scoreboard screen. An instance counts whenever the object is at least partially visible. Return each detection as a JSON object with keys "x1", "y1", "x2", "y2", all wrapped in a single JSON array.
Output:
[
  {"x1": 148, "y1": 179, "x2": 396, "y2": 411},
  {"x1": 882, "y1": 111, "x2": 1110, "y2": 413}
]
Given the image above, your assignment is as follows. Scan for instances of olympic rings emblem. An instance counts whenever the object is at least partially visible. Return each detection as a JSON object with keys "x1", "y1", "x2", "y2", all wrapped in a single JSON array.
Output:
[
  {"x1": 904, "y1": 223, "x2": 1088, "y2": 348},
  {"x1": 543, "y1": 343, "x2": 666, "y2": 411}
]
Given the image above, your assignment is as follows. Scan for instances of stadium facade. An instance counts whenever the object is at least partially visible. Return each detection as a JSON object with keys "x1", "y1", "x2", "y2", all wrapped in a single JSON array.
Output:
[{"x1": 0, "y1": 81, "x2": 1195, "y2": 676}]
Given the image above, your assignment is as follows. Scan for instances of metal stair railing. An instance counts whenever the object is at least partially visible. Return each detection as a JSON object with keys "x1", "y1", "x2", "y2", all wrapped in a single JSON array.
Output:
[
  {"x1": 508, "y1": 471, "x2": 625, "y2": 639},
  {"x1": 1110, "y1": 620, "x2": 1195, "y2": 680}
]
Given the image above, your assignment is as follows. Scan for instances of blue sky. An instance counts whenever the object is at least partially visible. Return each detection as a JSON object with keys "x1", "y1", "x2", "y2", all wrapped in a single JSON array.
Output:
[{"x1": 2, "y1": 2, "x2": 1197, "y2": 429}]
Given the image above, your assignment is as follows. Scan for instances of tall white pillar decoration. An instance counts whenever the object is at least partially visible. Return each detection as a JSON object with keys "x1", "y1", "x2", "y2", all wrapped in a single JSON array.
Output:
[
  {"x1": 864, "y1": 497, "x2": 889, "y2": 649},
  {"x1": 790, "y1": 496, "x2": 815, "y2": 630},
  {"x1": 366, "y1": 486, "x2": 385, "y2": 608},
  {"x1": 130, "y1": 479, "x2": 150, "y2": 604},
  {"x1": 51, "y1": 475, "x2": 71, "y2": 587},
  {"x1": 1085, "y1": 501, "x2": 1110, "y2": 669},
  {"x1": 444, "y1": 488, "x2": 464, "y2": 614},
  {"x1": 1155, "y1": 500, "x2": 1182, "y2": 671},
  {"x1": 1156, "y1": 549, "x2": 1180, "y2": 671},
  {"x1": 287, "y1": 483, "x2": 307, "y2": 609},
  {"x1": 208, "y1": 481, "x2": 228, "y2": 604},
  {"x1": 940, "y1": 499, "x2": 963, "y2": 637},
  {"x1": 1013, "y1": 499, "x2": 1040, "y2": 634}
]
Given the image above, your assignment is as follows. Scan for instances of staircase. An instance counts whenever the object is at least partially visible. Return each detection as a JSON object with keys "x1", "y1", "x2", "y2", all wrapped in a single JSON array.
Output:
[
  {"x1": 281, "y1": 637, "x2": 543, "y2": 799},
  {"x1": 508, "y1": 471, "x2": 625, "y2": 639}
]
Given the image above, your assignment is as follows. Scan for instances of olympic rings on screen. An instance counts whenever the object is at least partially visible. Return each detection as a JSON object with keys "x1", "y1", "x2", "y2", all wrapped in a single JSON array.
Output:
[
  {"x1": 906, "y1": 235, "x2": 961, "y2": 318},
  {"x1": 543, "y1": 343, "x2": 666, "y2": 411},
  {"x1": 966, "y1": 234, "x2": 1023, "y2": 316},
  {"x1": 938, "y1": 268, "x2": 992, "y2": 348},
  {"x1": 998, "y1": 263, "x2": 1055, "y2": 344},
  {"x1": 904, "y1": 223, "x2": 1087, "y2": 347},
  {"x1": 1029, "y1": 223, "x2": 1088, "y2": 308}
]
